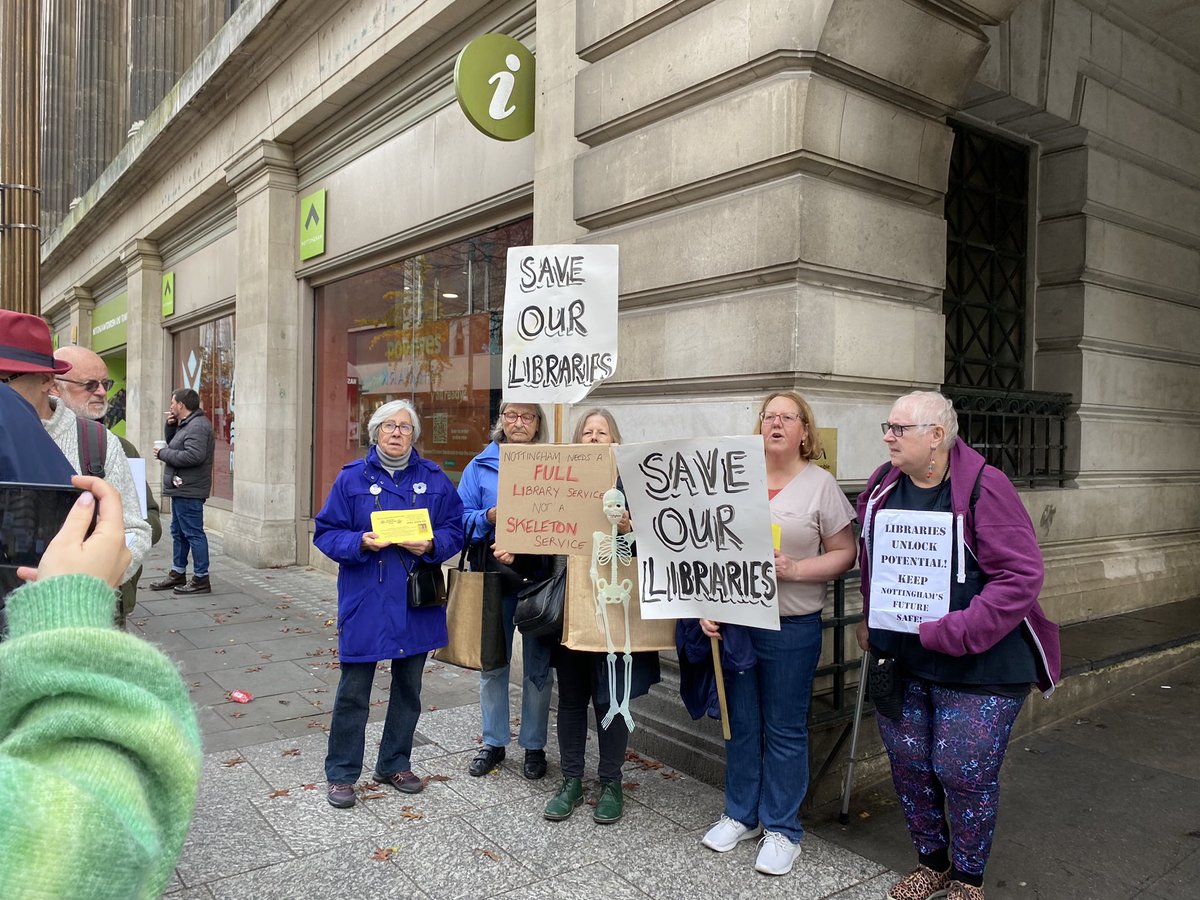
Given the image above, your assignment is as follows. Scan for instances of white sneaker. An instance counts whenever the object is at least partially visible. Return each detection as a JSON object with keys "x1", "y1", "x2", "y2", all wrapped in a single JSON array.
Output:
[
  {"x1": 700, "y1": 815, "x2": 762, "y2": 852},
  {"x1": 754, "y1": 830, "x2": 801, "y2": 875}
]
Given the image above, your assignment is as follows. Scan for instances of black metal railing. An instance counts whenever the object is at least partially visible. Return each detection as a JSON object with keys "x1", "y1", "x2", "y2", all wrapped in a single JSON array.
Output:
[{"x1": 943, "y1": 386, "x2": 1072, "y2": 488}]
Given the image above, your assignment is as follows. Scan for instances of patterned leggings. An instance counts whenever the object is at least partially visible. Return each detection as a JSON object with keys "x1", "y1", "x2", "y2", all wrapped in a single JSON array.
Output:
[{"x1": 878, "y1": 679, "x2": 1025, "y2": 876}]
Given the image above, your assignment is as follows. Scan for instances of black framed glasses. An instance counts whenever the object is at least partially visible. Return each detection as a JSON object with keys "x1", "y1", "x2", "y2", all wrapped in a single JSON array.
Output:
[
  {"x1": 56, "y1": 376, "x2": 115, "y2": 393},
  {"x1": 379, "y1": 421, "x2": 414, "y2": 435},
  {"x1": 881, "y1": 422, "x2": 937, "y2": 437}
]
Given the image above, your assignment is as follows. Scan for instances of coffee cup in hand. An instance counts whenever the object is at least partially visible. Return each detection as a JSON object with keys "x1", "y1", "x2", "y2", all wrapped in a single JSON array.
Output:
[{"x1": 153, "y1": 440, "x2": 168, "y2": 451}]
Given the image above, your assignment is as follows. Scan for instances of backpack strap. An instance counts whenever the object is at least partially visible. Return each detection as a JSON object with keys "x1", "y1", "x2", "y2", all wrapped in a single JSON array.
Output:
[{"x1": 75, "y1": 417, "x2": 107, "y2": 478}]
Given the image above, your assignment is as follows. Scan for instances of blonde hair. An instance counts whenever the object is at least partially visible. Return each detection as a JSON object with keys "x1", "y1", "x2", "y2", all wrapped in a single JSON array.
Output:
[
  {"x1": 572, "y1": 408, "x2": 623, "y2": 444},
  {"x1": 754, "y1": 390, "x2": 822, "y2": 461}
]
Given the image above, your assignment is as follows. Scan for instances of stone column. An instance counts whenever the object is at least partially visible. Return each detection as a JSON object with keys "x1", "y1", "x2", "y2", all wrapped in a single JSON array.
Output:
[
  {"x1": 128, "y1": 0, "x2": 181, "y2": 124},
  {"x1": 73, "y1": 0, "x2": 128, "y2": 192},
  {"x1": 222, "y1": 140, "x2": 300, "y2": 567},
  {"x1": 60, "y1": 285, "x2": 94, "y2": 347},
  {"x1": 39, "y1": 0, "x2": 77, "y2": 231},
  {"x1": 121, "y1": 239, "x2": 166, "y2": 462}
]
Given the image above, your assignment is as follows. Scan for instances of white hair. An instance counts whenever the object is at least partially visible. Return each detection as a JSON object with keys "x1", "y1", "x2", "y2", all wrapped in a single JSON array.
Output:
[
  {"x1": 367, "y1": 399, "x2": 421, "y2": 444},
  {"x1": 893, "y1": 391, "x2": 959, "y2": 447}
]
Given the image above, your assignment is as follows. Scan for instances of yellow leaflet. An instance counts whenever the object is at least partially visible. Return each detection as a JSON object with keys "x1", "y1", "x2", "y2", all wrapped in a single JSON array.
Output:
[{"x1": 370, "y1": 508, "x2": 433, "y2": 543}]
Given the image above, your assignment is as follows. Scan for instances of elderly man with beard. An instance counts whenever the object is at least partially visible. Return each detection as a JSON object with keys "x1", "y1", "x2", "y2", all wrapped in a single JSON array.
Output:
[{"x1": 52, "y1": 345, "x2": 162, "y2": 624}]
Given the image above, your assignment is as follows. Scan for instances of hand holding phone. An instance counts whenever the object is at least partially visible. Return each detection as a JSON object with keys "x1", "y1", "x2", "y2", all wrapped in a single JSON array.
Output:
[{"x1": 16, "y1": 476, "x2": 130, "y2": 588}]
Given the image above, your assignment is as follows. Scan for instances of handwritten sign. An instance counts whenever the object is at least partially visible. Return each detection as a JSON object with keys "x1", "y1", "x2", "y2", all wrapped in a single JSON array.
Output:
[
  {"x1": 502, "y1": 244, "x2": 618, "y2": 404},
  {"x1": 370, "y1": 509, "x2": 433, "y2": 543},
  {"x1": 614, "y1": 436, "x2": 779, "y2": 630},
  {"x1": 496, "y1": 443, "x2": 616, "y2": 555},
  {"x1": 868, "y1": 509, "x2": 952, "y2": 633}
]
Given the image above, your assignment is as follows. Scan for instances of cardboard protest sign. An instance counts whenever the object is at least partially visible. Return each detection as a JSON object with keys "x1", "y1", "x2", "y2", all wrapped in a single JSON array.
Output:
[
  {"x1": 503, "y1": 245, "x2": 618, "y2": 404},
  {"x1": 614, "y1": 436, "x2": 779, "y2": 630},
  {"x1": 496, "y1": 443, "x2": 616, "y2": 556},
  {"x1": 868, "y1": 509, "x2": 953, "y2": 633}
]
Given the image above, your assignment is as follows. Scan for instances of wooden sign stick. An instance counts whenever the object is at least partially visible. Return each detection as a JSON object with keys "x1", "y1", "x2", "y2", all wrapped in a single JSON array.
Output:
[{"x1": 710, "y1": 634, "x2": 731, "y2": 740}]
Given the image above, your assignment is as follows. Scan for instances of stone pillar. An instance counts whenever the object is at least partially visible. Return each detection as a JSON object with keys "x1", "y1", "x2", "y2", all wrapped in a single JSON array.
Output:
[
  {"x1": 40, "y1": 0, "x2": 77, "y2": 231},
  {"x1": 73, "y1": 0, "x2": 128, "y2": 192},
  {"x1": 222, "y1": 140, "x2": 300, "y2": 567},
  {"x1": 60, "y1": 285, "x2": 94, "y2": 347},
  {"x1": 128, "y1": 0, "x2": 181, "y2": 124},
  {"x1": 121, "y1": 239, "x2": 166, "y2": 461}
]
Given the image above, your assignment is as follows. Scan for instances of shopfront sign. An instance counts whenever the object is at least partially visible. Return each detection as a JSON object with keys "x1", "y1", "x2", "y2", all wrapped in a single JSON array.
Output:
[
  {"x1": 299, "y1": 189, "x2": 326, "y2": 261},
  {"x1": 161, "y1": 272, "x2": 175, "y2": 318},
  {"x1": 502, "y1": 244, "x2": 618, "y2": 404},
  {"x1": 92, "y1": 292, "x2": 129, "y2": 353},
  {"x1": 454, "y1": 34, "x2": 535, "y2": 141}
]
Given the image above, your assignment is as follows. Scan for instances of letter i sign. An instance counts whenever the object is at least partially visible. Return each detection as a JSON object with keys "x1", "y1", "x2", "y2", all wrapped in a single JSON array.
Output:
[{"x1": 454, "y1": 34, "x2": 536, "y2": 141}]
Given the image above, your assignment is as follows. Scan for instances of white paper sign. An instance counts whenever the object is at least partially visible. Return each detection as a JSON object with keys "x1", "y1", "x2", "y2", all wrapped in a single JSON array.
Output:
[
  {"x1": 614, "y1": 436, "x2": 780, "y2": 630},
  {"x1": 502, "y1": 244, "x2": 618, "y2": 404},
  {"x1": 126, "y1": 457, "x2": 148, "y2": 519},
  {"x1": 868, "y1": 509, "x2": 953, "y2": 633}
]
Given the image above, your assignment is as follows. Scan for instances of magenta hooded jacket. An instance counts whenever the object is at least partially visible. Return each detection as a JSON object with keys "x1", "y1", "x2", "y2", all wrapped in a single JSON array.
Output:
[{"x1": 857, "y1": 439, "x2": 1061, "y2": 695}]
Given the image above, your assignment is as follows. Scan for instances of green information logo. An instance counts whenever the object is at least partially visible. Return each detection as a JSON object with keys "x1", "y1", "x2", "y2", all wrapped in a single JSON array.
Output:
[
  {"x1": 162, "y1": 272, "x2": 175, "y2": 318},
  {"x1": 454, "y1": 34, "x2": 535, "y2": 142},
  {"x1": 299, "y1": 189, "x2": 327, "y2": 261}
]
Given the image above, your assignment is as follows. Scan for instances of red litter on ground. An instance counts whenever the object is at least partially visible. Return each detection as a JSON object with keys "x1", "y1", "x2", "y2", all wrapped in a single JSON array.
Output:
[{"x1": 229, "y1": 690, "x2": 254, "y2": 703}]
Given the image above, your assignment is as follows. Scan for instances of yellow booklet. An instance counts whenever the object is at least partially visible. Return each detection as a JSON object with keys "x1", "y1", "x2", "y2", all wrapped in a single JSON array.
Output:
[
  {"x1": 370, "y1": 508, "x2": 433, "y2": 543},
  {"x1": 771, "y1": 523, "x2": 782, "y2": 551}
]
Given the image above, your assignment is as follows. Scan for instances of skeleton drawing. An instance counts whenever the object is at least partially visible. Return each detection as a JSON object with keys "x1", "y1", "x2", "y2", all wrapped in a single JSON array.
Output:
[{"x1": 590, "y1": 487, "x2": 636, "y2": 730}]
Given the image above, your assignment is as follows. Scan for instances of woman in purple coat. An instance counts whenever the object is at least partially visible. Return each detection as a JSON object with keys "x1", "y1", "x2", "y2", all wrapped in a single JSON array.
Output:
[
  {"x1": 856, "y1": 391, "x2": 1060, "y2": 900},
  {"x1": 315, "y1": 399, "x2": 464, "y2": 809}
]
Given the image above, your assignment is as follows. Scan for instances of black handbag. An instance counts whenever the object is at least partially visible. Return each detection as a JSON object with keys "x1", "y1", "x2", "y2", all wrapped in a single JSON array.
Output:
[
  {"x1": 868, "y1": 654, "x2": 905, "y2": 721},
  {"x1": 407, "y1": 559, "x2": 448, "y2": 608},
  {"x1": 513, "y1": 557, "x2": 567, "y2": 639}
]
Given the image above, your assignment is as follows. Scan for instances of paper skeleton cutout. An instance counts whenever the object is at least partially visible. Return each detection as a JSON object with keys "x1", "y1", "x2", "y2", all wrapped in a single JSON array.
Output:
[{"x1": 590, "y1": 487, "x2": 636, "y2": 730}]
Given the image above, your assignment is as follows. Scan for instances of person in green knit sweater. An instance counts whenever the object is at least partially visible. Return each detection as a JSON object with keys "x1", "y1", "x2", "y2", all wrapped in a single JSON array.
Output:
[{"x1": 0, "y1": 475, "x2": 202, "y2": 900}]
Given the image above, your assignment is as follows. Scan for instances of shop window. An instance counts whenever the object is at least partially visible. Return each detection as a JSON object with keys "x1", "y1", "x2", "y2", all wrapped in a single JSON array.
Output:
[
  {"x1": 313, "y1": 217, "x2": 533, "y2": 508},
  {"x1": 172, "y1": 314, "x2": 236, "y2": 501}
]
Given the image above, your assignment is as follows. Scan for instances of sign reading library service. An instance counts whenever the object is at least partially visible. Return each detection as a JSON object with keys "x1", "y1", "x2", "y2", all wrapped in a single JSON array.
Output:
[
  {"x1": 454, "y1": 34, "x2": 535, "y2": 141},
  {"x1": 299, "y1": 189, "x2": 327, "y2": 261},
  {"x1": 502, "y1": 245, "x2": 618, "y2": 404},
  {"x1": 614, "y1": 436, "x2": 780, "y2": 630},
  {"x1": 868, "y1": 509, "x2": 953, "y2": 633},
  {"x1": 496, "y1": 443, "x2": 616, "y2": 556}
]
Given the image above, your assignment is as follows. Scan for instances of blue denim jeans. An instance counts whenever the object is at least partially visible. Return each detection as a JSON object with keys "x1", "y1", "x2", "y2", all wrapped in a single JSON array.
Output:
[
  {"x1": 325, "y1": 653, "x2": 427, "y2": 783},
  {"x1": 169, "y1": 497, "x2": 209, "y2": 578},
  {"x1": 723, "y1": 613, "x2": 823, "y2": 842},
  {"x1": 479, "y1": 592, "x2": 552, "y2": 749}
]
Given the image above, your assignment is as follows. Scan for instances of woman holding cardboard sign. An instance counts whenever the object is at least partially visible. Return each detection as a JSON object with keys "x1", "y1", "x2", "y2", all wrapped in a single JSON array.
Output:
[
  {"x1": 699, "y1": 391, "x2": 856, "y2": 876},
  {"x1": 314, "y1": 399, "x2": 464, "y2": 809},
  {"x1": 458, "y1": 401, "x2": 556, "y2": 781},
  {"x1": 543, "y1": 409, "x2": 661, "y2": 825},
  {"x1": 855, "y1": 391, "x2": 1059, "y2": 900}
]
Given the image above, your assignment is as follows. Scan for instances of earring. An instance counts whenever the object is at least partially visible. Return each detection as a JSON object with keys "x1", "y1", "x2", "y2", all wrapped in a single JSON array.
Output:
[{"x1": 926, "y1": 451, "x2": 936, "y2": 479}]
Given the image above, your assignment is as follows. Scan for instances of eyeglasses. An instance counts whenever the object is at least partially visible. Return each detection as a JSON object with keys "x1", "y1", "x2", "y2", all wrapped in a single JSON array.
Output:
[
  {"x1": 379, "y1": 421, "x2": 414, "y2": 435},
  {"x1": 502, "y1": 411, "x2": 538, "y2": 424},
  {"x1": 881, "y1": 422, "x2": 937, "y2": 437},
  {"x1": 56, "y1": 377, "x2": 115, "y2": 393},
  {"x1": 760, "y1": 412, "x2": 803, "y2": 425}
]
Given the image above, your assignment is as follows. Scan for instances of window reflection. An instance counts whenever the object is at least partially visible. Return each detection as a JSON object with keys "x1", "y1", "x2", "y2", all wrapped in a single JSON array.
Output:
[{"x1": 172, "y1": 314, "x2": 236, "y2": 501}]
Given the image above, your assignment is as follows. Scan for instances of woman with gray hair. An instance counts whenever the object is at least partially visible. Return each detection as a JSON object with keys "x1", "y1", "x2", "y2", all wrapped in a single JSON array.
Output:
[
  {"x1": 314, "y1": 399, "x2": 464, "y2": 809},
  {"x1": 457, "y1": 401, "x2": 555, "y2": 780},
  {"x1": 856, "y1": 391, "x2": 1060, "y2": 900}
]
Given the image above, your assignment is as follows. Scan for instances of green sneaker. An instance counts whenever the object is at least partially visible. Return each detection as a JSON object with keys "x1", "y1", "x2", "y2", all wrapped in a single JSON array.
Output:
[
  {"x1": 593, "y1": 780, "x2": 623, "y2": 824},
  {"x1": 544, "y1": 777, "x2": 584, "y2": 821}
]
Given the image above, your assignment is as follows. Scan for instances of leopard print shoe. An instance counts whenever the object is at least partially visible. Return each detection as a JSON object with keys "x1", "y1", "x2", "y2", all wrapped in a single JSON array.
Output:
[{"x1": 887, "y1": 865, "x2": 951, "y2": 900}]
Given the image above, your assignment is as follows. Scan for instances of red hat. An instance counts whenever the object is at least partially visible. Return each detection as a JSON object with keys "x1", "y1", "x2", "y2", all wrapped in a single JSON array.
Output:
[{"x1": 0, "y1": 310, "x2": 73, "y2": 375}]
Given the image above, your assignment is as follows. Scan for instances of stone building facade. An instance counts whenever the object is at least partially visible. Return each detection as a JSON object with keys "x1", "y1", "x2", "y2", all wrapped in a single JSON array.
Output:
[{"x1": 38, "y1": 0, "x2": 1200, "y2": 638}]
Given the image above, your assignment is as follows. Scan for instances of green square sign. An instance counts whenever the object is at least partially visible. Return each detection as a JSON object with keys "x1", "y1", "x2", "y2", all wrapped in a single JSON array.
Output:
[
  {"x1": 299, "y1": 189, "x2": 327, "y2": 261},
  {"x1": 162, "y1": 272, "x2": 175, "y2": 318}
]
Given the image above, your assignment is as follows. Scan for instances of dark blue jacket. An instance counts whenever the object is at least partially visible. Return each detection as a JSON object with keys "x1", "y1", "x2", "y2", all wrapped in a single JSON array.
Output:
[
  {"x1": 314, "y1": 447, "x2": 465, "y2": 663},
  {"x1": 0, "y1": 385, "x2": 74, "y2": 484},
  {"x1": 676, "y1": 620, "x2": 757, "y2": 720}
]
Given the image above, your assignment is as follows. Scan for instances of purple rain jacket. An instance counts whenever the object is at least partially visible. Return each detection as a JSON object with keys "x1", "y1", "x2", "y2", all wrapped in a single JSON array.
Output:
[{"x1": 857, "y1": 439, "x2": 1061, "y2": 695}]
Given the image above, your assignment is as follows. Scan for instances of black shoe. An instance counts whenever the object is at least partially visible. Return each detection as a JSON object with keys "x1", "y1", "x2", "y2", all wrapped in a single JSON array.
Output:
[
  {"x1": 523, "y1": 748, "x2": 547, "y2": 780},
  {"x1": 149, "y1": 571, "x2": 186, "y2": 591},
  {"x1": 174, "y1": 575, "x2": 211, "y2": 595},
  {"x1": 469, "y1": 745, "x2": 505, "y2": 777}
]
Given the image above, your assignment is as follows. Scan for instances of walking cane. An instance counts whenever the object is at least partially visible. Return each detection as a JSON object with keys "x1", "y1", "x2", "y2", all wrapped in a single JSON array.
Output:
[{"x1": 839, "y1": 649, "x2": 871, "y2": 825}]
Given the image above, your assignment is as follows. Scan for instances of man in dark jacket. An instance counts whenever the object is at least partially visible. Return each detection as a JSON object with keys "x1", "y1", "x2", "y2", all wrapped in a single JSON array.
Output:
[{"x1": 149, "y1": 388, "x2": 215, "y2": 595}]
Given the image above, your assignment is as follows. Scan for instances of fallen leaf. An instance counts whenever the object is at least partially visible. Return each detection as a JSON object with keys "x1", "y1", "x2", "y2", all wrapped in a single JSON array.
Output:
[
  {"x1": 213, "y1": 614, "x2": 227, "y2": 624},
  {"x1": 371, "y1": 846, "x2": 397, "y2": 861},
  {"x1": 268, "y1": 789, "x2": 290, "y2": 798},
  {"x1": 230, "y1": 711, "x2": 244, "y2": 719},
  {"x1": 426, "y1": 774, "x2": 451, "y2": 783},
  {"x1": 302, "y1": 783, "x2": 317, "y2": 790},
  {"x1": 399, "y1": 808, "x2": 424, "y2": 820},
  {"x1": 245, "y1": 666, "x2": 263, "y2": 673},
  {"x1": 260, "y1": 653, "x2": 273, "y2": 660},
  {"x1": 859, "y1": 811, "x2": 871, "y2": 820},
  {"x1": 623, "y1": 782, "x2": 639, "y2": 790},
  {"x1": 281, "y1": 748, "x2": 301, "y2": 757},
  {"x1": 478, "y1": 849, "x2": 501, "y2": 861},
  {"x1": 221, "y1": 757, "x2": 246, "y2": 768},
  {"x1": 214, "y1": 648, "x2": 226, "y2": 654},
  {"x1": 325, "y1": 619, "x2": 335, "y2": 626},
  {"x1": 360, "y1": 792, "x2": 387, "y2": 801},
  {"x1": 427, "y1": 705, "x2": 439, "y2": 711},
  {"x1": 661, "y1": 771, "x2": 682, "y2": 781}
]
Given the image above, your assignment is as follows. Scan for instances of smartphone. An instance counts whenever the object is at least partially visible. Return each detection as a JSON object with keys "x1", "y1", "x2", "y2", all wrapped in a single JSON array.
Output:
[{"x1": 0, "y1": 482, "x2": 93, "y2": 601}]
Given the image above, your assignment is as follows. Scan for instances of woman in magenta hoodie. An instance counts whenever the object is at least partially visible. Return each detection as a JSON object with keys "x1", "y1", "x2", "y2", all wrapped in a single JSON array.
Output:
[{"x1": 856, "y1": 391, "x2": 1059, "y2": 900}]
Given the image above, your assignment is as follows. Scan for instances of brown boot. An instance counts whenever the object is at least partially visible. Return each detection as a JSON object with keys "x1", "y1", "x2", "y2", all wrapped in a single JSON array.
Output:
[
  {"x1": 174, "y1": 575, "x2": 211, "y2": 594},
  {"x1": 148, "y1": 570, "x2": 186, "y2": 591}
]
